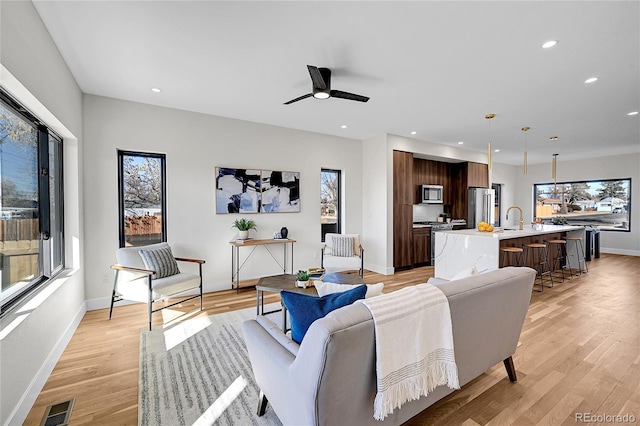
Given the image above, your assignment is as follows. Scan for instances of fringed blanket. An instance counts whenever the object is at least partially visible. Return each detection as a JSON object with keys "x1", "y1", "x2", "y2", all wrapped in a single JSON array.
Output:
[{"x1": 359, "y1": 284, "x2": 460, "y2": 421}]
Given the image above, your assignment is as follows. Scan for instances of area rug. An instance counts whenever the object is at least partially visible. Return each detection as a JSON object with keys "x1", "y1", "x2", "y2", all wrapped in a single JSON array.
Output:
[{"x1": 139, "y1": 304, "x2": 284, "y2": 426}]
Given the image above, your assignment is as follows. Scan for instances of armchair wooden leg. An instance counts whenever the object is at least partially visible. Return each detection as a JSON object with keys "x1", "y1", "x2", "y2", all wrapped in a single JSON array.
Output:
[
  {"x1": 503, "y1": 356, "x2": 517, "y2": 382},
  {"x1": 257, "y1": 390, "x2": 268, "y2": 416},
  {"x1": 109, "y1": 270, "x2": 119, "y2": 320}
]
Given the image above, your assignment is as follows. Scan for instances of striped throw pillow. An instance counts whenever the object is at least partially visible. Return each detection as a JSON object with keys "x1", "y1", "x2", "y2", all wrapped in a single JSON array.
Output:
[
  {"x1": 332, "y1": 235, "x2": 354, "y2": 257},
  {"x1": 139, "y1": 246, "x2": 180, "y2": 279}
]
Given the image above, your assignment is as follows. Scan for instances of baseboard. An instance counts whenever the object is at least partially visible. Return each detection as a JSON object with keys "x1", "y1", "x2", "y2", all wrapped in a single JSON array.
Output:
[
  {"x1": 7, "y1": 301, "x2": 86, "y2": 426},
  {"x1": 364, "y1": 263, "x2": 395, "y2": 275},
  {"x1": 600, "y1": 248, "x2": 640, "y2": 257}
]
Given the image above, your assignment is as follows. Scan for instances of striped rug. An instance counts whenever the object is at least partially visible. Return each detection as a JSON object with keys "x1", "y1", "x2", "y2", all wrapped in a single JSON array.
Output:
[{"x1": 139, "y1": 305, "x2": 283, "y2": 426}]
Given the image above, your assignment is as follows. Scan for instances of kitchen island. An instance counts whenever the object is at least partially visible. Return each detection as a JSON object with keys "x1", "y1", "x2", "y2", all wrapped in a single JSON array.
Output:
[{"x1": 434, "y1": 225, "x2": 585, "y2": 280}]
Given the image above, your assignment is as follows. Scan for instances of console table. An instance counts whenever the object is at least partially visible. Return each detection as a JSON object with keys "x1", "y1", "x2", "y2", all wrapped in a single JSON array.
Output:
[{"x1": 229, "y1": 238, "x2": 296, "y2": 292}]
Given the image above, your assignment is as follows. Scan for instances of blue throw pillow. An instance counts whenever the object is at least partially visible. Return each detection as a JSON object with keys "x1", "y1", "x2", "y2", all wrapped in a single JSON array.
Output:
[{"x1": 281, "y1": 285, "x2": 367, "y2": 344}]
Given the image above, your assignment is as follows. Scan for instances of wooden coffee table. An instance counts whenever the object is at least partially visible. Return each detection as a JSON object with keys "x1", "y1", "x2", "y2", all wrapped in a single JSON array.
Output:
[{"x1": 255, "y1": 273, "x2": 365, "y2": 331}]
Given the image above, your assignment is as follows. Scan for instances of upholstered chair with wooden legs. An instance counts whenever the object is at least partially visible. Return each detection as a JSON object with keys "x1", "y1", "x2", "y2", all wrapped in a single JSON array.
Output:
[{"x1": 109, "y1": 242, "x2": 205, "y2": 330}]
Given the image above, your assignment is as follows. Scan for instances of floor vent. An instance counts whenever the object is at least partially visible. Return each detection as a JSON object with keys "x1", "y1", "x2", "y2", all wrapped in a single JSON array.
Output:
[{"x1": 40, "y1": 398, "x2": 75, "y2": 426}]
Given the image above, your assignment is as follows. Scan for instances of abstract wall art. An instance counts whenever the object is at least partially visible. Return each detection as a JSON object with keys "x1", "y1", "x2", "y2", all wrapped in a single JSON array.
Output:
[
  {"x1": 261, "y1": 170, "x2": 301, "y2": 213},
  {"x1": 215, "y1": 167, "x2": 300, "y2": 214},
  {"x1": 215, "y1": 167, "x2": 261, "y2": 213}
]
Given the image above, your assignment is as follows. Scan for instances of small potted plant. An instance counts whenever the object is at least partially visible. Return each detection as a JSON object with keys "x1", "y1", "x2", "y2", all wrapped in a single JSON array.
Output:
[
  {"x1": 232, "y1": 218, "x2": 256, "y2": 240},
  {"x1": 295, "y1": 270, "x2": 310, "y2": 288}
]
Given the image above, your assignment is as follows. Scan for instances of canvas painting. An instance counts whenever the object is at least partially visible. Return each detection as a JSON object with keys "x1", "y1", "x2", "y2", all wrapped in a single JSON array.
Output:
[
  {"x1": 215, "y1": 168, "x2": 261, "y2": 213},
  {"x1": 261, "y1": 170, "x2": 300, "y2": 213}
]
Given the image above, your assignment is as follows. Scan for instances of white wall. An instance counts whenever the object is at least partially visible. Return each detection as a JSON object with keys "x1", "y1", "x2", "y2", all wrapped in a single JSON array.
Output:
[
  {"x1": 512, "y1": 153, "x2": 640, "y2": 255},
  {"x1": 362, "y1": 134, "x2": 390, "y2": 274},
  {"x1": 82, "y1": 95, "x2": 363, "y2": 303},
  {"x1": 0, "y1": 2, "x2": 85, "y2": 425}
]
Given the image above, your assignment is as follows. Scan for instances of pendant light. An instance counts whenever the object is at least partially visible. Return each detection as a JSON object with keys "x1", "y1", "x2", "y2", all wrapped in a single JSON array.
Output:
[
  {"x1": 485, "y1": 114, "x2": 495, "y2": 170},
  {"x1": 550, "y1": 136, "x2": 559, "y2": 180},
  {"x1": 522, "y1": 127, "x2": 530, "y2": 175},
  {"x1": 550, "y1": 136, "x2": 559, "y2": 195}
]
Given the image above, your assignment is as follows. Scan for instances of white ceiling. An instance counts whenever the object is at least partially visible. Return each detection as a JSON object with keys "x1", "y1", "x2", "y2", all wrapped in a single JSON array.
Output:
[{"x1": 33, "y1": 1, "x2": 639, "y2": 166}]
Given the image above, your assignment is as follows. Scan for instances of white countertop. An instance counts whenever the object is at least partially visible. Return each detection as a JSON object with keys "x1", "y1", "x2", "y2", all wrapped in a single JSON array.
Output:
[{"x1": 439, "y1": 224, "x2": 583, "y2": 240}]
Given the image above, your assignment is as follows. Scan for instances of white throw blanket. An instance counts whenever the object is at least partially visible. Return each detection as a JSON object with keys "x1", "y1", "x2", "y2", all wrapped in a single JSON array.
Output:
[{"x1": 359, "y1": 284, "x2": 460, "y2": 421}]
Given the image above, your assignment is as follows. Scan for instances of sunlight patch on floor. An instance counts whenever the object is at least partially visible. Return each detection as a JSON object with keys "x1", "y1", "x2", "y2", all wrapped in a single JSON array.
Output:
[
  {"x1": 192, "y1": 376, "x2": 248, "y2": 425},
  {"x1": 162, "y1": 314, "x2": 212, "y2": 350}
]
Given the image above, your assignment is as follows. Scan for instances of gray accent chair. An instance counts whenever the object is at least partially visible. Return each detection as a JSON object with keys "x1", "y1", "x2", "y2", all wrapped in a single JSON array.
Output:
[
  {"x1": 243, "y1": 267, "x2": 536, "y2": 425},
  {"x1": 109, "y1": 242, "x2": 205, "y2": 330}
]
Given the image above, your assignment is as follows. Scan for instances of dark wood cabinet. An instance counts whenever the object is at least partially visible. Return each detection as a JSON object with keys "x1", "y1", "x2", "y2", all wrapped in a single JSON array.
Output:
[
  {"x1": 399, "y1": 154, "x2": 489, "y2": 267},
  {"x1": 393, "y1": 150, "x2": 413, "y2": 205},
  {"x1": 393, "y1": 150, "x2": 414, "y2": 269},
  {"x1": 412, "y1": 227, "x2": 431, "y2": 265},
  {"x1": 412, "y1": 158, "x2": 451, "y2": 204},
  {"x1": 467, "y1": 162, "x2": 489, "y2": 188}
]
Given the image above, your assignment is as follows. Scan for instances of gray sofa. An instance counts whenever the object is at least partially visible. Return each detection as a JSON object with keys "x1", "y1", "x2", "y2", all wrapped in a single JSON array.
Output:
[{"x1": 243, "y1": 266, "x2": 536, "y2": 425}]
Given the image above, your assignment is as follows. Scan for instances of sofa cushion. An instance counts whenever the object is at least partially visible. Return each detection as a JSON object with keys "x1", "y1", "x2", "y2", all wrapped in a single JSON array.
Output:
[
  {"x1": 315, "y1": 280, "x2": 384, "y2": 299},
  {"x1": 331, "y1": 235, "x2": 354, "y2": 257},
  {"x1": 281, "y1": 285, "x2": 367, "y2": 344},
  {"x1": 139, "y1": 246, "x2": 180, "y2": 279}
]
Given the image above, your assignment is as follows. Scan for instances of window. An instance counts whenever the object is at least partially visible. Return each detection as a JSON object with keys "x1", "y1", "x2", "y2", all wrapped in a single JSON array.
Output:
[
  {"x1": 118, "y1": 151, "x2": 167, "y2": 247},
  {"x1": 533, "y1": 178, "x2": 631, "y2": 231},
  {"x1": 1, "y1": 90, "x2": 64, "y2": 316},
  {"x1": 321, "y1": 169, "x2": 341, "y2": 242}
]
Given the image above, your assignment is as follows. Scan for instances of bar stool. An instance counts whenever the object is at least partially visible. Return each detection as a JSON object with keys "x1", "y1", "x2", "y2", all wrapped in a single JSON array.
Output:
[
  {"x1": 563, "y1": 236, "x2": 588, "y2": 276},
  {"x1": 523, "y1": 243, "x2": 553, "y2": 291},
  {"x1": 545, "y1": 239, "x2": 572, "y2": 283},
  {"x1": 500, "y1": 246, "x2": 524, "y2": 267}
]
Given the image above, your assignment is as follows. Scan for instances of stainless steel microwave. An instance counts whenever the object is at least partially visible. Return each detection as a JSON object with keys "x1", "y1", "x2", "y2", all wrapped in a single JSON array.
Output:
[{"x1": 420, "y1": 184, "x2": 444, "y2": 204}]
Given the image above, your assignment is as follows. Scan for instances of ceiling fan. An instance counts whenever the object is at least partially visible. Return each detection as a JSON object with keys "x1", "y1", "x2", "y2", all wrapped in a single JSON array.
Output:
[{"x1": 284, "y1": 65, "x2": 370, "y2": 105}]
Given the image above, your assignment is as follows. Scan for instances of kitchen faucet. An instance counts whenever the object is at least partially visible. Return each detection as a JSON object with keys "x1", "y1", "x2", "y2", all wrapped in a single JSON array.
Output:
[{"x1": 506, "y1": 206, "x2": 524, "y2": 230}]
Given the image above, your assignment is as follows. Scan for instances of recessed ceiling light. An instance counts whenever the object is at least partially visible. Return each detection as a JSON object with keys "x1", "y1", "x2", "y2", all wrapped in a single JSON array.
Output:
[
  {"x1": 494, "y1": 149, "x2": 500, "y2": 153},
  {"x1": 542, "y1": 40, "x2": 558, "y2": 49},
  {"x1": 410, "y1": 131, "x2": 417, "y2": 135},
  {"x1": 627, "y1": 111, "x2": 638, "y2": 116},
  {"x1": 550, "y1": 136, "x2": 559, "y2": 141},
  {"x1": 584, "y1": 77, "x2": 598, "y2": 84},
  {"x1": 458, "y1": 141, "x2": 464, "y2": 145},
  {"x1": 151, "y1": 87, "x2": 162, "y2": 93},
  {"x1": 341, "y1": 125, "x2": 347, "y2": 128}
]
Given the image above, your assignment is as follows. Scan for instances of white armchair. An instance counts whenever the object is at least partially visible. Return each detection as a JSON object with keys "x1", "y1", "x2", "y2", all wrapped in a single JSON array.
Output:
[
  {"x1": 109, "y1": 242, "x2": 205, "y2": 330},
  {"x1": 321, "y1": 233, "x2": 364, "y2": 277}
]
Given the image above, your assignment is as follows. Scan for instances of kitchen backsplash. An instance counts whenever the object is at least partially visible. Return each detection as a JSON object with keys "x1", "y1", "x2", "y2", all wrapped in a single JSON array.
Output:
[{"x1": 413, "y1": 204, "x2": 443, "y2": 222}]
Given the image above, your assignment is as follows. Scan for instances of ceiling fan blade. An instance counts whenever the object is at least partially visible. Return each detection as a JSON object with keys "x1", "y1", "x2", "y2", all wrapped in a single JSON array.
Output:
[
  {"x1": 307, "y1": 65, "x2": 327, "y2": 90},
  {"x1": 283, "y1": 93, "x2": 313, "y2": 105},
  {"x1": 330, "y1": 90, "x2": 370, "y2": 103}
]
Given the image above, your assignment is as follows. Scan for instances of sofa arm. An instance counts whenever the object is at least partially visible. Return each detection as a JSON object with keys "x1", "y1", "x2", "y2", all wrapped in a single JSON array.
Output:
[
  {"x1": 243, "y1": 319, "x2": 319, "y2": 425},
  {"x1": 255, "y1": 315, "x2": 299, "y2": 356}
]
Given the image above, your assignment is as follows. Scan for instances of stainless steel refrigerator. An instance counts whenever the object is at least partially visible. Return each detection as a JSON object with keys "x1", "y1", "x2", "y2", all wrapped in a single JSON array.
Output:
[{"x1": 468, "y1": 187, "x2": 495, "y2": 228}]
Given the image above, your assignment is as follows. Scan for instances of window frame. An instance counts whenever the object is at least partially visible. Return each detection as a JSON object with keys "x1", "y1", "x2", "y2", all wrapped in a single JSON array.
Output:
[
  {"x1": 0, "y1": 89, "x2": 64, "y2": 317},
  {"x1": 117, "y1": 150, "x2": 167, "y2": 248},
  {"x1": 320, "y1": 168, "x2": 342, "y2": 242}
]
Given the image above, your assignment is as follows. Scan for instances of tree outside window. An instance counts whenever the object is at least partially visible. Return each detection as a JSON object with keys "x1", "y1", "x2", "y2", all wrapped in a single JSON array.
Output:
[
  {"x1": 1, "y1": 92, "x2": 63, "y2": 315},
  {"x1": 118, "y1": 151, "x2": 166, "y2": 247},
  {"x1": 534, "y1": 178, "x2": 631, "y2": 231},
  {"x1": 321, "y1": 169, "x2": 341, "y2": 241}
]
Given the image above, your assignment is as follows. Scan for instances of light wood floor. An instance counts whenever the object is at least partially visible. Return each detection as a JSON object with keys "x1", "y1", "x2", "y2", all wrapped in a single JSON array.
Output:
[{"x1": 24, "y1": 254, "x2": 640, "y2": 425}]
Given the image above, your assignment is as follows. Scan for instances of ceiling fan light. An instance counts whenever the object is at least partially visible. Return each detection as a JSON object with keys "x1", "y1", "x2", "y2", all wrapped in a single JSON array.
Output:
[{"x1": 313, "y1": 92, "x2": 330, "y2": 99}]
